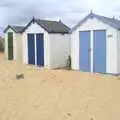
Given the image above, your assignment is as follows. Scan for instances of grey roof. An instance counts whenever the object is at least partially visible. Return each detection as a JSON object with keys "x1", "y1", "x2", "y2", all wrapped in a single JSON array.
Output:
[
  {"x1": 4, "y1": 18, "x2": 70, "y2": 34},
  {"x1": 4, "y1": 25, "x2": 25, "y2": 33},
  {"x1": 35, "y1": 19, "x2": 70, "y2": 33},
  {"x1": 12, "y1": 26, "x2": 25, "y2": 33},
  {"x1": 23, "y1": 18, "x2": 70, "y2": 33},
  {"x1": 72, "y1": 12, "x2": 120, "y2": 31}
]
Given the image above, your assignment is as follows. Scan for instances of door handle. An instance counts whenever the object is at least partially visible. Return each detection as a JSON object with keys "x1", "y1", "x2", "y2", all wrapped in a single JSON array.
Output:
[{"x1": 88, "y1": 48, "x2": 91, "y2": 51}]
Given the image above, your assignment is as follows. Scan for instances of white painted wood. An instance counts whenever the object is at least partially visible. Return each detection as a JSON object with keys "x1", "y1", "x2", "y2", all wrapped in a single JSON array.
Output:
[
  {"x1": 71, "y1": 30, "x2": 80, "y2": 70},
  {"x1": 49, "y1": 34, "x2": 70, "y2": 68},
  {"x1": 71, "y1": 17, "x2": 118, "y2": 74},
  {"x1": 23, "y1": 22, "x2": 50, "y2": 67},
  {"x1": 117, "y1": 30, "x2": 120, "y2": 73},
  {"x1": 34, "y1": 34, "x2": 37, "y2": 66},
  {"x1": 23, "y1": 32, "x2": 28, "y2": 64},
  {"x1": 4, "y1": 28, "x2": 16, "y2": 60},
  {"x1": 91, "y1": 31, "x2": 93, "y2": 72},
  {"x1": 23, "y1": 22, "x2": 70, "y2": 68},
  {"x1": 15, "y1": 33, "x2": 23, "y2": 63},
  {"x1": 4, "y1": 32, "x2": 8, "y2": 60},
  {"x1": 4, "y1": 28, "x2": 23, "y2": 63}
]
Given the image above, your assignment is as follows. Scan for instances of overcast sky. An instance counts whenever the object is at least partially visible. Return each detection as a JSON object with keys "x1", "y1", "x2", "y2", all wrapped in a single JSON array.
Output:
[{"x1": 0, "y1": 0, "x2": 120, "y2": 28}]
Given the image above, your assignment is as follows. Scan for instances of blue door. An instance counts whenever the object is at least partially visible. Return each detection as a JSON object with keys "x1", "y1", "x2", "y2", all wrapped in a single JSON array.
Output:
[
  {"x1": 79, "y1": 31, "x2": 91, "y2": 72},
  {"x1": 28, "y1": 34, "x2": 35, "y2": 65},
  {"x1": 93, "y1": 30, "x2": 106, "y2": 73},
  {"x1": 36, "y1": 34, "x2": 44, "y2": 66}
]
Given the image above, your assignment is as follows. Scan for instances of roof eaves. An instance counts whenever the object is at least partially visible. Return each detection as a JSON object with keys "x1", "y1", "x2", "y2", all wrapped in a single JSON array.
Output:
[
  {"x1": 71, "y1": 13, "x2": 93, "y2": 32},
  {"x1": 23, "y1": 18, "x2": 70, "y2": 33},
  {"x1": 22, "y1": 18, "x2": 35, "y2": 33},
  {"x1": 94, "y1": 15, "x2": 120, "y2": 30},
  {"x1": 4, "y1": 25, "x2": 10, "y2": 33},
  {"x1": 48, "y1": 31, "x2": 69, "y2": 34},
  {"x1": 71, "y1": 13, "x2": 120, "y2": 32},
  {"x1": 4, "y1": 25, "x2": 17, "y2": 33}
]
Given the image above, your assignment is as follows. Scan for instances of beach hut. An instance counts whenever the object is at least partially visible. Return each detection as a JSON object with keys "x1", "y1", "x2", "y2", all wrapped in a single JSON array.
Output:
[
  {"x1": 4, "y1": 25, "x2": 24, "y2": 62},
  {"x1": 23, "y1": 18, "x2": 70, "y2": 69},
  {"x1": 71, "y1": 12, "x2": 120, "y2": 74}
]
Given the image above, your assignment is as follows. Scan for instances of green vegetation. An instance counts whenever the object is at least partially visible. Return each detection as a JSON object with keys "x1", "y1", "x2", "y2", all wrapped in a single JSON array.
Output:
[{"x1": 66, "y1": 55, "x2": 71, "y2": 70}]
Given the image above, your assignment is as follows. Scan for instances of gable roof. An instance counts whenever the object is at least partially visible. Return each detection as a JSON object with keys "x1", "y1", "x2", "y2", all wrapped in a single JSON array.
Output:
[
  {"x1": 23, "y1": 18, "x2": 70, "y2": 33},
  {"x1": 72, "y1": 12, "x2": 120, "y2": 31},
  {"x1": 4, "y1": 25, "x2": 25, "y2": 33}
]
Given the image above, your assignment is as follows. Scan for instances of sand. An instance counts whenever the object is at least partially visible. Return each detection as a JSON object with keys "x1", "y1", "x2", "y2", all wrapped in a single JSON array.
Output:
[{"x1": 0, "y1": 53, "x2": 120, "y2": 120}]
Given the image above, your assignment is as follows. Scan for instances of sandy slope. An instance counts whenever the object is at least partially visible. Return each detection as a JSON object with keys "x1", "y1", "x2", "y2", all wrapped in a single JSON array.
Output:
[{"x1": 0, "y1": 53, "x2": 120, "y2": 120}]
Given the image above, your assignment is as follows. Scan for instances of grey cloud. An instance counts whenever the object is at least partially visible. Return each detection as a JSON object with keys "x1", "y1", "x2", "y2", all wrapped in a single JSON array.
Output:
[
  {"x1": 0, "y1": 0, "x2": 88, "y2": 27},
  {"x1": 0, "y1": 0, "x2": 19, "y2": 8},
  {"x1": 1, "y1": 0, "x2": 120, "y2": 30}
]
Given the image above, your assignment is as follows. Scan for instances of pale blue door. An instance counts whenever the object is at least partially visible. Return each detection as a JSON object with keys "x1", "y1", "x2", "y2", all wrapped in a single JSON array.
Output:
[
  {"x1": 93, "y1": 30, "x2": 106, "y2": 73},
  {"x1": 79, "y1": 31, "x2": 91, "y2": 72}
]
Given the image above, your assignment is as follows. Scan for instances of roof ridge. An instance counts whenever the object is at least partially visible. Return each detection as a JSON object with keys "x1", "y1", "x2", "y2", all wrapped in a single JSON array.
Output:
[
  {"x1": 22, "y1": 17, "x2": 70, "y2": 33},
  {"x1": 72, "y1": 12, "x2": 120, "y2": 32},
  {"x1": 4, "y1": 25, "x2": 25, "y2": 33}
]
